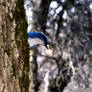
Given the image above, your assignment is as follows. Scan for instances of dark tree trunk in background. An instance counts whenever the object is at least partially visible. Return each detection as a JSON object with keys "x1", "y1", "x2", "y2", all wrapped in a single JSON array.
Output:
[{"x1": 38, "y1": 0, "x2": 52, "y2": 31}]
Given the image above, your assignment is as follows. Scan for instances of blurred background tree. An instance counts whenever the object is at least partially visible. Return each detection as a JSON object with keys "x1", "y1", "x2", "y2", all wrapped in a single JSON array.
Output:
[{"x1": 26, "y1": 0, "x2": 92, "y2": 92}]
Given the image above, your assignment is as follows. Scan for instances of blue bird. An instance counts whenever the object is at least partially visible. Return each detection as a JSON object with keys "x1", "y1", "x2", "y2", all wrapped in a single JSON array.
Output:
[{"x1": 28, "y1": 32, "x2": 50, "y2": 49}]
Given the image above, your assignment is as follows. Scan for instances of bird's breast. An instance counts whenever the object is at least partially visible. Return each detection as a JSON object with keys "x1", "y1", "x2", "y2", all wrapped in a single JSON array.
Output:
[{"x1": 28, "y1": 38, "x2": 44, "y2": 47}]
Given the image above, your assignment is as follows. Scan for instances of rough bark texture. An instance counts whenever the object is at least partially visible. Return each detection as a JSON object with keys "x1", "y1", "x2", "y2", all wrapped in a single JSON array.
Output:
[
  {"x1": 0, "y1": 0, "x2": 20, "y2": 91},
  {"x1": 0, "y1": 0, "x2": 29, "y2": 92}
]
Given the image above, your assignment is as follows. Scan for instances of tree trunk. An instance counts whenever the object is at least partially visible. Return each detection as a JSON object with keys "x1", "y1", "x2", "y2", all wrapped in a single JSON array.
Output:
[{"x1": 0, "y1": 0, "x2": 29, "y2": 92}]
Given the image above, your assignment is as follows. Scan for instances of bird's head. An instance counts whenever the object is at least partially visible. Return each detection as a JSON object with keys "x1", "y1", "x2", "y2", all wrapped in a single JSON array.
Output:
[{"x1": 28, "y1": 32, "x2": 50, "y2": 49}]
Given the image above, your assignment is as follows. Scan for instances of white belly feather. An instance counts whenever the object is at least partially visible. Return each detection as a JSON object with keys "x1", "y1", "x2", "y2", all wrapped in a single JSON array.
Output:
[{"x1": 28, "y1": 38, "x2": 44, "y2": 47}]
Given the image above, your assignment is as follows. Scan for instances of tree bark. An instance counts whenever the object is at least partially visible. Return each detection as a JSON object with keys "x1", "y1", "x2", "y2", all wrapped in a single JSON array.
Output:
[
  {"x1": 0, "y1": 0, "x2": 20, "y2": 91},
  {"x1": 0, "y1": 0, "x2": 29, "y2": 92}
]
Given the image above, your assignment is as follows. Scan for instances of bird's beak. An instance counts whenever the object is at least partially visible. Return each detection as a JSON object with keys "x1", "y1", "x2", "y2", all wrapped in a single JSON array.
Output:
[{"x1": 46, "y1": 44, "x2": 50, "y2": 49}]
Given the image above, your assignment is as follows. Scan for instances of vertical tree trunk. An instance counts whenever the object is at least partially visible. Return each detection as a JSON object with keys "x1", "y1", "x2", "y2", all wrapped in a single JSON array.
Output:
[
  {"x1": 0, "y1": 0, "x2": 20, "y2": 91},
  {"x1": 0, "y1": 0, "x2": 29, "y2": 92},
  {"x1": 0, "y1": 0, "x2": 52, "y2": 91}
]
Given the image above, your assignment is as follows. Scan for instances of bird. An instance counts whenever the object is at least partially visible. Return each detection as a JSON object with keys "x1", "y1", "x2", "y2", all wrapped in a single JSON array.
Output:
[{"x1": 28, "y1": 32, "x2": 50, "y2": 49}]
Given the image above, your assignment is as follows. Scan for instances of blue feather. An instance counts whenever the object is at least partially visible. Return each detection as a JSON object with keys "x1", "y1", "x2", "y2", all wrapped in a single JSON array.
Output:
[
  {"x1": 28, "y1": 32, "x2": 50, "y2": 44},
  {"x1": 30, "y1": 45, "x2": 35, "y2": 49},
  {"x1": 28, "y1": 32, "x2": 50, "y2": 49}
]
